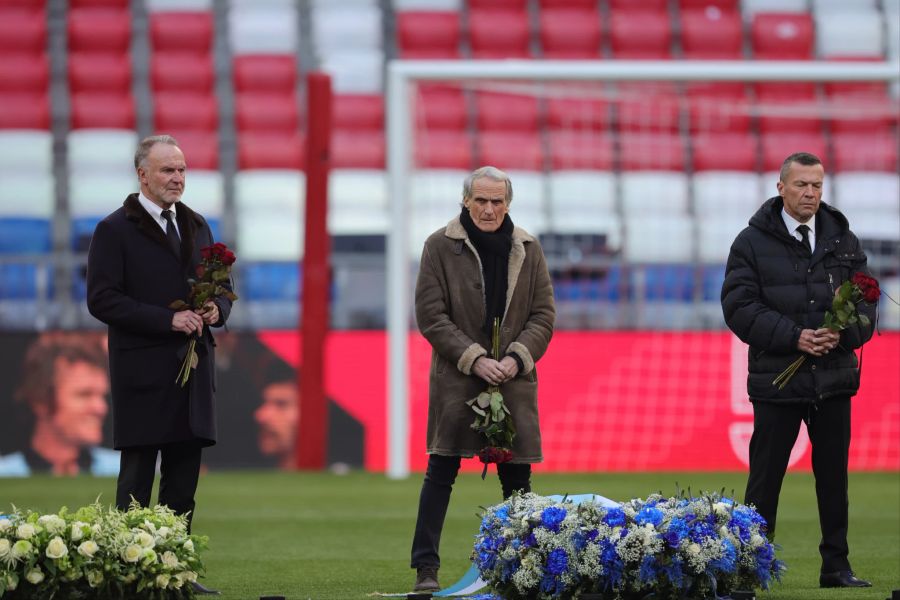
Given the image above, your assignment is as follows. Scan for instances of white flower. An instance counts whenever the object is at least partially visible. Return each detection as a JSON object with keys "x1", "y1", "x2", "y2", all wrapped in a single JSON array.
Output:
[
  {"x1": 162, "y1": 550, "x2": 179, "y2": 569},
  {"x1": 0, "y1": 538, "x2": 10, "y2": 558},
  {"x1": 750, "y1": 533, "x2": 765, "y2": 548},
  {"x1": 86, "y1": 569, "x2": 104, "y2": 587},
  {"x1": 38, "y1": 514, "x2": 66, "y2": 534},
  {"x1": 183, "y1": 539, "x2": 194, "y2": 553},
  {"x1": 122, "y1": 572, "x2": 137, "y2": 584},
  {"x1": 121, "y1": 544, "x2": 142, "y2": 563},
  {"x1": 157, "y1": 526, "x2": 170, "y2": 539},
  {"x1": 91, "y1": 524, "x2": 102, "y2": 536},
  {"x1": 78, "y1": 540, "x2": 99, "y2": 558},
  {"x1": 0, "y1": 518, "x2": 10, "y2": 533},
  {"x1": 687, "y1": 542, "x2": 701, "y2": 555},
  {"x1": 156, "y1": 574, "x2": 170, "y2": 588},
  {"x1": 136, "y1": 531, "x2": 155, "y2": 548},
  {"x1": 5, "y1": 572, "x2": 18, "y2": 590},
  {"x1": 142, "y1": 548, "x2": 158, "y2": 566},
  {"x1": 25, "y1": 567, "x2": 44, "y2": 585},
  {"x1": 70, "y1": 521, "x2": 87, "y2": 542},
  {"x1": 45, "y1": 536, "x2": 68, "y2": 559},
  {"x1": 144, "y1": 519, "x2": 157, "y2": 533},
  {"x1": 11, "y1": 540, "x2": 32, "y2": 560},
  {"x1": 16, "y1": 524, "x2": 35, "y2": 540},
  {"x1": 179, "y1": 570, "x2": 198, "y2": 583}
]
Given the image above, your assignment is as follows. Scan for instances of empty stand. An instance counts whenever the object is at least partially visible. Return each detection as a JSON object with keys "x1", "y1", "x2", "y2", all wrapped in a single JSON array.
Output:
[
  {"x1": 475, "y1": 91, "x2": 540, "y2": 132},
  {"x1": 234, "y1": 92, "x2": 299, "y2": 132},
  {"x1": 610, "y1": 10, "x2": 672, "y2": 59},
  {"x1": 547, "y1": 131, "x2": 615, "y2": 170},
  {"x1": 333, "y1": 94, "x2": 384, "y2": 131},
  {"x1": 539, "y1": 8, "x2": 602, "y2": 59},
  {"x1": 237, "y1": 132, "x2": 305, "y2": 170},
  {"x1": 68, "y1": 53, "x2": 131, "y2": 93},
  {"x1": 149, "y1": 11, "x2": 214, "y2": 54},
  {"x1": 691, "y1": 133, "x2": 758, "y2": 171},
  {"x1": 0, "y1": 53, "x2": 49, "y2": 94},
  {"x1": 477, "y1": 131, "x2": 543, "y2": 171},
  {"x1": 469, "y1": 8, "x2": 531, "y2": 59},
  {"x1": 680, "y1": 7, "x2": 743, "y2": 59},
  {"x1": 0, "y1": 8, "x2": 46, "y2": 53},
  {"x1": 154, "y1": 92, "x2": 218, "y2": 132},
  {"x1": 68, "y1": 8, "x2": 130, "y2": 54},
  {"x1": 751, "y1": 12, "x2": 814, "y2": 60},
  {"x1": 232, "y1": 54, "x2": 297, "y2": 93},
  {"x1": 70, "y1": 93, "x2": 135, "y2": 129},
  {"x1": 0, "y1": 130, "x2": 53, "y2": 175},
  {"x1": 415, "y1": 131, "x2": 473, "y2": 169},
  {"x1": 151, "y1": 53, "x2": 215, "y2": 93},
  {"x1": 396, "y1": 11, "x2": 461, "y2": 58},
  {"x1": 415, "y1": 85, "x2": 467, "y2": 131}
]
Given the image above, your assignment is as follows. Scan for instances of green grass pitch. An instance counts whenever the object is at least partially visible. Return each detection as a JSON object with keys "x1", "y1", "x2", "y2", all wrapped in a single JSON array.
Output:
[{"x1": 2, "y1": 471, "x2": 897, "y2": 599}]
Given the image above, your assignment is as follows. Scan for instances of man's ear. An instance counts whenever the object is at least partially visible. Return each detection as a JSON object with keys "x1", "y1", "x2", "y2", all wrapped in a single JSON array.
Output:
[{"x1": 776, "y1": 180, "x2": 784, "y2": 197}]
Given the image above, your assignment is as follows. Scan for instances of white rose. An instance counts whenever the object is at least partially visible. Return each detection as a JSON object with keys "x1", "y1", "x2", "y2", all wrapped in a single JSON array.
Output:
[
  {"x1": 162, "y1": 550, "x2": 179, "y2": 569},
  {"x1": 142, "y1": 548, "x2": 158, "y2": 566},
  {"x1": 156, "y1": 574, "x2": 170, "y2": 588},
  {"x1": 11, "y1": 540, "x2": 32, "y2": 559},
  {"x1": 183, "y1": 539, "x2": 194, "y2": 553},
  {"x1": 78, "y1": 540, "x2": 99, "y2": 558},
  {"x1": 0, "y1": 518, "x2": 11, "y2": 533},
  {"x1": 121, "y1": 544, "x2": 142, "y2": 563},
  {"x1": 70, "y1": 522, "x2": 87, "y2": 542},
  {"x1": 143, "y1": 520, "x2": 156, "y2": 533},
  {"x1": 171, "y1": 575, "x2": 184, "y2": 589},
  {"x1": 179, "y1": 570, "x2": 198, "y2": 583},
  {"x1": 38, "y1": 515, "x2": 66, "y2": 534},
  {"x1": 0, "y1": 538, "x2": 10, "y2": 558},
  {"x1": 16, "y1": 524, "x2": 35, "y2": 540},
  {"x1": 688, "y1": 543, "x2": 701, "y2": 555},
  {"x1": 713, "y1": 502, "x2": 730, "y2": 517},
  {"x1": 157, "y1": 526, "x2": 170, "y2": 539},
  {"x1": 91, "y1": 524, "x2": 102, "y2": 536},
  {"x1": 750, "y1": 533, "x2": 765, "y2": 548},
  {"x1": 45, "y1": 536, "x2": 68, "y2": 559},
  {"x1": 87, "y1": 570, "x2": 104, "y2": 587},
  {"x1": 122, "y1": 572, "x2": 137, "y2": 584},
  {"x1": 136, "y1": 531, "x2": 155, "y2": 548},
  {"x1": 5, "y1": 573, "x2": 18, "y2": 590},
  {"x1": 25, "y1": 568, "x2": 44, "y2": 585}
]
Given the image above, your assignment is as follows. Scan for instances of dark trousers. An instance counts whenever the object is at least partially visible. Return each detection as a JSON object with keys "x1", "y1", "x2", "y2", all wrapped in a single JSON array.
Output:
[
  {"x1": 116, "y1": 440, "x2": 203, "y2": 533},
  {"x1": 744, "y1": 398, "x2": 852, "y2": 573},
  {"x1": 411, "y1": 454, "x2": 532, "y2": 569}
]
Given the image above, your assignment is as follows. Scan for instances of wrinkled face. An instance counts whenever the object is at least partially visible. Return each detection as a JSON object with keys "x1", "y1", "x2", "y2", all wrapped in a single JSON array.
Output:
[
  {"x1": 254, "y1": 382, "x2": 298, "y2": 457},
  {"x1": 463, "y1": 177, "x2": 509, "y2": 233},
  {"x1": 777, "y1": 162, "x2": 824, "y2": 224},
  {"x1": 45, "y1": 359, "x2": 109, "y2": 448},
  {"x1": 138, "y1": 143, "x2": 186, "y2": 208}
]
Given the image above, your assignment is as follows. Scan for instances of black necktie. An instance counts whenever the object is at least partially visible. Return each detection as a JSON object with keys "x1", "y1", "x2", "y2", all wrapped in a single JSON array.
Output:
[
  {"x1": 162, "y1": 209, "x2": 181, "y2": 257},
  {"x1": 797, "y1": 224, "x2": 811, "y2": 253}
]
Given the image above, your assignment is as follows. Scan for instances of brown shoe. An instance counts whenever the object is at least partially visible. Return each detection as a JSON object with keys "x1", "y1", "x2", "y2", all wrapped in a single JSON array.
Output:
[{"x1": 413, "y1": 566, "x2": 440, "y2": 592}]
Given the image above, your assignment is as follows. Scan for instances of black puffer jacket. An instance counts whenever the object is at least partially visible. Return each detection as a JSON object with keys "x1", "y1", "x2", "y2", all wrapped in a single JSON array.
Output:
[{"x1": 722, "y1": 196, "x2": 875, "y2": 404}]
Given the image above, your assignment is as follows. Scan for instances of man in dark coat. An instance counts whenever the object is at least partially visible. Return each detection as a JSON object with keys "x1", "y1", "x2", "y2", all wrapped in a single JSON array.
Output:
[
  {"x1": 87, "y1": 135, "x2": 230, "y2": 595},
  {"x1": 721, "y1": 152, "x2": 875, "y2": 589}
]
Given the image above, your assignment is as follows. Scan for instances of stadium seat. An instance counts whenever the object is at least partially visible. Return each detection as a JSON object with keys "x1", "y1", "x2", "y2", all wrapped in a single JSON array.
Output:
[
  {"x1": 70, "y1": 0, "x2": 128, "y2": 6},
  {"x1": 687, "y1": 94, "x2": 752, "y2": 133},
  {"x1": 415, "y1": 131, "x2": 473, "y2": 169},
  {"x1": 691, "y1": 133, "x2": 758, "y2": 171},
  {"x1": 755, "y1": 83, "x2": 822, "y2": 134},
  {"x1": 609, "y1": 0, "x2": 667, "y2": 8},
  {"x1": 0, "y1": 53, "x2": 49, "y2": 94},
  {"x1": 68, "y1": 52, "x2": 131, "y2": 93},
  {"x1": 311, "y1": 4, "x2": 383, "y2": 55},
  {"x1": 0, "y1": 130, "x2": 53, "y2": 175},
  {"x1": 396, "y1": 11, "x2": 461, "y2": 58},
  {"x1": 163, "y1": 130, "x2": 219, "y2": 170},
  {"x1": 179, "y1": 169, "x2": 224, "y2": 218},
  {"x1": 547, "y1": 131, "x2": 614, "y2": 170},
  {"x1": 70, "y1": 93, "x2": 135, "y2": 129},
  {"x1": 0, "y1": 263, "x2": 41, "y2": 300},
  {"x1": 610, "y1": 10, "x2": 672, "y2": 59},
  {"x1": 411, "y1": 168, "x2": 469, "y2": 211},
  {"x1": 228, "y1": 6, "x2": 299, "y2": 54},
  {"x1": 234, "y1": 170, "x2": 305, "y2": 260},
  {"x1": 822, "y1": 57, "x2": 891, "y2": 99},
  {"x1": 850, "y1": 211, "x2": 900, "y2": 242},
  {"x1": 831, "y1": 173, "x2": 900, "y2": 214},
  {"x1": 415, "y1": 85, "x2": 467, "y2": 131},
  {"x1": 539, "y1": 8, "x2": 602, "y2": 59},
  {"x1": 697, "y1": 216, "x2": 754, "y2": 263},
  {"x1": 0, "y1": 176, "x2": 54, "y2": 220},
  {"x1": 0, "y1": 93, "x2": 50, "y2": 129},
  {"x1": 685, "y1": 82, "x2": 747, "y2": 100},
  {"x1": 149, "y1": 11, "x2": 214, "y2": 54},
  {"x1": 500, "y1": 170, "x2": 547, "y2": 234},
  {"x1": 679, "y1": 0, "x2": 739, "y2": 9},
  {"x1": 151, "y1": 52, "x2": 214, "y2": 93},
  {"x1": 619, "y1": 132, "x2": 685, "y2": 171},
  {"x1": 751, "y1": 12, "x2": 814, "y2": 60},
  {"x1": 637, "y1": 265, "x2": 696, "y2": 302},
  {"x1": 232, "y1": 54, "x2": 297, "y2": 93},
  {"x1": 333, "y1": 94, "x2": 383, "y2": 131},
  {"x1": 692, "y1": 172, "x2": 764, "y2": 217},
  {"x1": 539, "y1": 0, "x2": 600, "y2": 7},
  {"x1": 828, "y1": 94, "x2": 898, "y2": 134},
  {"x1": 468, "y1": 9, "x2": 531, "y2": 59},
  {"x1": 760, "y1": 132, "x2": 828, "y2": 173},
  {"x1": 548, "y1": 171, "x2": 620, "y2": 245},
  {"x1": 680, "y1": 7, "x2": 742, "y2": 59},
  {"x1": 620, "y1": 172, "x2": 690, "y2": 216},
  {"x1": 234, "y1": 93, "x2": 299, "y2": 132},
  {"x1": 68, "y1": 9, "x2": 130, "y2": 53},
  {"x1": 240, "y1": 262, "x2": 300, "y2": 301},
  {"x1": 615, "y1": 88, "x2": 680, "y2": 132},
  {"x1": 237, "y1": 132, "x2": 305, "y2": 170},
  {"x1": 146, "y1": 0, "x2": 212, "y2": 9},
  {"x1": 469, "y1": 0, "x2": 526, "y2": 8},
  {"x1": 742, "y1": 0, "x2": 807, "y2": 15},
  {"x1": 546, "y1": 97, "x2": 611, "y2": 132},
  {"x1": 0, "y1": 218, "x2": 51, "y2": 253},
  {"x1": 68, "y1": 174, "x2": 136, "y2": 249},
  {"x1": 810, "y1": 0, "x2": 878, "y2": 10},
  {"x1": 475, "y1": 91, "x2": 540, "y2": 131},
  {"x1": 328, "y1": 169, "x2": 389, "y2": 235},
  {"x1": 393, "y1": 0, "x2": 460, "y2": 8},
  {"x1": 831, "y1": 133, "x2": 898, "y2": 172},
  {"x1": 815, "y1": 10, "x2": 884, "y2": 58},
  {"x1": 0, "y1": 9, "x2": 46, "y2": 53},
  {"x1": 623, "y1": 216, "x2": 695, "y2": 263},
  {"x1": 331, "y1": 131, "x2": 385, "y2": 169},
  {"x1": 154, "y1": 92, "x2": 218, "y2": 132},
  {"x1": 321, "y1": 52, "x2": 383, "y2": 93},
  {"x1": 477, "y1": 131, "x2": 543, "y2": 171},
  {"x1": 67, "y1": 130, "x2": 138, "y2": 179}
]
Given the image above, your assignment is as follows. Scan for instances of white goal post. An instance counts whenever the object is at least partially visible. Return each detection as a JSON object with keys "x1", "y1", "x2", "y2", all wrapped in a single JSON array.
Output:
[{"x1": 384, "y1": 59, "x2": 900, "y2": 480}]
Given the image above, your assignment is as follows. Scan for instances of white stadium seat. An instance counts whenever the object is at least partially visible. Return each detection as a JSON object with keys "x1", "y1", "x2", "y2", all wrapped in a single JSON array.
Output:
[
  {"x1": 623, "y1": 215, "x2": 695, "y2": 263},
  {"x1": 411, "y1": 169, "x2": 469, "y2": 211},
  {"x1": 392, "y1": 0, "x2": 461, "y2": 9},
  {"x1": 742, "y1": 0, "x2": 809, "y2": 16},
  {"x1": 146, "y1": 0, "x2": 212, "y2": 11},
  {"x1": 228, "y1": 6, "x2": 299, "y2": 54},
  {"x1": 815, "y1": 10, "x2": 885, "y2": 57},
  {"x1": 697, "y1": 217, "x2": 749, "y2": 263},
  {"x1": 321, "y1": 52, "x2": 384, "y2": 93},
  {"x1": 0, "y1": 130, "x2": 53, "y2": 176},
  {"x1": 233, "y1": 170, "x2": 304, "y2": 260},
  {"x1": 311, "y1": 6, "x2": 383, "y2": 54},
  {"x1": 620, "y1": 172, "x2": 690, "y2": 216},
  {"x1": 69, "y1": 175, "x2": 136, "y2": 218},
  {"x1": 328, "y1": 169, "x2": 388, "y2": 235},
  {"x1": 181, "y1": 170, "x2": 225, "y2": 219},
  {"x1": 0, "y1": 176, "x2": 54, "y2": 218},
  {"x1": 692, "y1": 172, "x2": 764, "y2": 217},
  {"x1": 831, "y1": 172, "x2": 900, "y2": 214},
  {"x1": 68, "y1": 130, "x2": 139, "y2": 180},
  {"x1": 548, "y1": 171, "x2": 617, "y2": 213}
]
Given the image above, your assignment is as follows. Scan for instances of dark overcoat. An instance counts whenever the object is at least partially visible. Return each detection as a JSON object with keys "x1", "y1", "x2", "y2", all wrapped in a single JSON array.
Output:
[
  {"x1": 722, "y1": 197, "x2": 875, "y2": 404},
  {"x1": 87, "y1": 194, "x2": 232, "y2": 449},
  {"x1": 415, "y1": 216, "x2": 555, "y2": 463}
]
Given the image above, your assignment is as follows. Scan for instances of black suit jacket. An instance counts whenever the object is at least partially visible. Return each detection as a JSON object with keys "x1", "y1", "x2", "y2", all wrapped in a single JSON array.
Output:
[{"x1": 87, "y1": 194, "x2": 232, "y2": 449}]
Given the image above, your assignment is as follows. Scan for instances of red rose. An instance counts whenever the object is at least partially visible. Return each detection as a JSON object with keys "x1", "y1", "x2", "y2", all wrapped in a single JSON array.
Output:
[
  {"x1": 478, "y1": 446, "x2": 513, "y2": 465},
  {"x1": 200, "y1": 246, "x2": 212, "y2": 260},
  {"x1": 222, "y1": 250, "x2": 236, "y2": 266},
  {"x1": 851, "y1": 272, "x2": 880, "y2": 303}
]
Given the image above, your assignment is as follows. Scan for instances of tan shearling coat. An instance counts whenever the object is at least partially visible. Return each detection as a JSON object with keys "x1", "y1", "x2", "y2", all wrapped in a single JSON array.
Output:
[{"x1": 415, "y1": 216, "x2": 555, "y2": 463}]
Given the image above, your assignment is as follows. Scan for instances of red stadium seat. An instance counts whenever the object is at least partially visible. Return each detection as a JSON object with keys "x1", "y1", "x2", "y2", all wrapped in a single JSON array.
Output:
[
  {"x1": 477, "y1": 131, "x2": 543, "y2": 170},
  {"x1": 0, "y1": 0, "x2": 46, "y2": 6},
  {"x1": 751, "y1": 13, "x2": 814, "y2": 60},
  {"x1": 609, "y1": 0, "x2": 667, "y2": 9},
  {"x1": 547, "y1": 130, "x2": 614, "y2": 170},
  {"x1": 415, "y1": 85, "x2": 467, "y2": 131},
  {"x1": 822, "y1": 57, "x2": 890, "y2": 98},
  {"x1": 68, "y1": 52, "x2": 131, "y2": 93},
  {"x1": 760, "y1": 132, "x2": 827, "y2": 172},
  {"x1": 235, "y1": 93, "x2": 299, "y2": 133},
  {"x1": 154, "y1": 92, "x2": 218, "y2": 132},
  {"x1": 679, "y1": 0, "x2": 739, "y2": 9},
  {"x1": 151, "y1": 52, "x2": 214, "y2": 93},
  {"x1": 687, "y1": 93, "x2": 752, "y2": 133},
  {"x1": 539, "y1": 0, "x2": 596, "y2": 7},
  {"x1": 68, "y1": 9, "x2": 130, "y2": 53},
  {"x1": 610, "y1": 10, "x2": 672, "y2": 59},
  {"x1": 415, "y1": 130, "x2": 473, "y2": 169},
  {"x1": 539, "y1": 9, "x2": 602, "y2": 59},
  {"x1": 546, "y1": 97, "x2": 612, "y2": 131},
  {"x1": 238, "y1": 132, "x2": 305, "y2": 170},
  {"x1": 470, "y1": 0, "x2": 526, "y2": 8},
  {"x1": 832, "y1": 132, "x2": 898, "y2": 172},
  {"x1": 232, "y1": 55, "x2": 297, "y2": 93},
  {"x1": 829, "y1": 95, "x2": 898, "y2": 134},
  {"x1": 615, "y1": 88, "x2": 681, "y2": 132},
  {"x1": 475, "y1": 91, "x2": 540, "y2": 132},
  {"x1": 149, "y1": 12, "x2": 213, "y2": 54},
  {"x1": 755, "y1": 82, "x2": 820, "y2": 133},
  {"x1": 685, "y1": 82, "x2": 747, "y2": 100},
  {"x1": 396, "y1": 11, "x2": 461, "y2": 59},
  {"x1": 619, "y1": 132, "x2": 685, "y2": 171},
  {"x1": 70, "y1": 0, "x2": 128, "y2": 6},
  {"x1": 70, "y1": 92, "x2": 134, "y2": 129},
  {"x1": 0, "y1": 53, "x2": 48, "y2": 94},
  {"x1": 331, "y1": 131, "x2": 385, "y2": 169},
  {"x1": 691, "y1": 133, "x2": 758, "y2": 171},
  {"x1": 680, "y1": 8, "x2": 742, "y2": 59},
  {"x1": 469, "y1": 9, "x2": 531, "y2": 59},
  {"x1": 161, "y1": 130, "x2": 219, "y2": 170},
  {"x1": 333, "y1": 94, "x2": 383, "y2": 131},
  {"x1": 0, "y1": 93, "x2": 49, "y2": 129},
  {"x1": 0, "y1": 9, "x2": 46, "y2": 53}
]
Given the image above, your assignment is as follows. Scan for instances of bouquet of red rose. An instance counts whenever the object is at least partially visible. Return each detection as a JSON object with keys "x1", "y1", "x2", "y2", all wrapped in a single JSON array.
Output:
[
  {"x1": 169, "y1": 243, "x2": 238, "y2": 387},
  {"x1": 773, "y1": 272, "x2": 879, "y2": 390},
  {"x1": 466, "y1": 317, "x2": 516, "y2": 479}
]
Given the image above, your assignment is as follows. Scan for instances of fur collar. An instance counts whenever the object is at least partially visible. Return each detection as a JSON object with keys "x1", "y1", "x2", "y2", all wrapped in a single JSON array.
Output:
[
  {"x1": 443, "y1": 215, "x2": 535, "y2": 244},
  {"x1": 123, "y1": 193, "x2": 202, "y2": 265}
]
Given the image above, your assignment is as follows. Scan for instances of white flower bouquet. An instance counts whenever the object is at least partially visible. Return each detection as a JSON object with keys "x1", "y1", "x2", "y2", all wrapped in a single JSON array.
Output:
[
  {"x1": 473, "y1": 491, "x2": 785, "y2": 600},
  {"x1": 0, "y1": 501, "x2": 206, "y2": 599}
]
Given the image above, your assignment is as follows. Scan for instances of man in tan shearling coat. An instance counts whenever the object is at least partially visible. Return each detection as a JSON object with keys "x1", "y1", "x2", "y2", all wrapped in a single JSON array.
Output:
[{"x1": 410, "y1": 166, "x2": 555, "y2": 593}]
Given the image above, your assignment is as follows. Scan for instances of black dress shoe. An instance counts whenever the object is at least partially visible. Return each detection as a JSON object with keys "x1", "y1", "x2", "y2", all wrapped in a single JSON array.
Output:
[
  {"x1": 819, "y1": 570, "x2": 872, "y2": 588},
  {"x1": 190, "y1": 581, "x2": 221, "y2": 595}
]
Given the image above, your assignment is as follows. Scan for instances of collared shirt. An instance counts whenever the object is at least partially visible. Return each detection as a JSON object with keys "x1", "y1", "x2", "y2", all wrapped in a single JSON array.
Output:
[
  {"x1": 781, "y1": 207, "x2": 815, "y2": 253},
  {"x1": 138, "y1": 192, "x2": 180, "y2": 237}
]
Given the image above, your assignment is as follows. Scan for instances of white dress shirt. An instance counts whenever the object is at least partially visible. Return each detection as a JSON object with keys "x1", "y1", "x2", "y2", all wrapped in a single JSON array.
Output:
[
  {"x1": 138, "y1": 193, "x2": 180, "y2": 237},
  {"x1": 781, "y1": 208, "x2": 815, "y2": 253}
]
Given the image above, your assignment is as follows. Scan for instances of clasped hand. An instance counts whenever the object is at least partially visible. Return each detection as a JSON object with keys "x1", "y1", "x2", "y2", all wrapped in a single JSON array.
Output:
[
  {"x1": 797, "y1": 327, "x2": 839, "y2": 357},
  {"x1": 473, "y1": 355, "x2": 519, "y2": 386},
  {"x1": 171, "y1": 301, "x2": 218, "y2": 334}
]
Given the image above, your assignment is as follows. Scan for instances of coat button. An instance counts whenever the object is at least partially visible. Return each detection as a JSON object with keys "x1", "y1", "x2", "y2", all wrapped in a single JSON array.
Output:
[
  {"x1": 811, "y1": 365, "x2": 817, "y2": 370},
  {"x1": 809, "y1": 299, "x2": 815, "y2": 303},
  {"x1": 808, "y1": 268, "x2": 812, "y2": 273}
]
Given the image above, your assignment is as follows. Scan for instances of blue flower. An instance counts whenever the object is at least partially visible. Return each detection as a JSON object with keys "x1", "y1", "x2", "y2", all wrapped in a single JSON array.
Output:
[
  {"x1": 603, "y1": 507, "x2": 626, "y2": 527},
  {"x1": 689, "y1": 520, "x2": 716, "y2": 542},
  {"x1": 547, "y1": 548, "x2": 569, "y2": 576},
  {"x1": 638, "y1": 554, "x2": 661, "y2": 584},
  {"x1": 494, "y1": 505, "x2": 510, "y2": 524},
  {"x1": 709, "y1": 538, "x2": 737, "y2": 573},
  {"x1": 541, "y1": 506, "x2": 567, "y2": 532},
  {"x1": 635, "y1": 506, "x2": 664, "y2": 527},
  {"x1": 524, "y1": 532, "x2": 537, "y2": 547},
  {"x1": 663, "y1": 517, "x2": 689, "y2": 548}
]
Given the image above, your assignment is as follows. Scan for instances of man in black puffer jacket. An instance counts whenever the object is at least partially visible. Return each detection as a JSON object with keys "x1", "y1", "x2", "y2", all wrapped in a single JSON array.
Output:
[{"x1": 722, "y1": 152, "x2": 876, "y2": 589}]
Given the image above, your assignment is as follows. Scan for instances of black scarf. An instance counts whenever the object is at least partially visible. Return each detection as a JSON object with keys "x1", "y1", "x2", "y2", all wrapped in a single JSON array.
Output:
[{"x1": 460, "y1": 207, "x2": 514, "y2": 334}]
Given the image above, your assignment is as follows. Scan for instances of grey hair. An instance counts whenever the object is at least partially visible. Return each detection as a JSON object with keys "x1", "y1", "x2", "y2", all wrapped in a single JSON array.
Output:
[
  {"x1": 779, "y1": 151, "x2": 822, "y2": 182},
  {"x1": 462, "y1": 165, "x2": 513, "y2": 206},
  {"x1": 134, "y1": 135, "x2": 180, "y2": 170}
]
